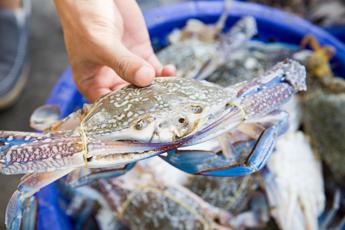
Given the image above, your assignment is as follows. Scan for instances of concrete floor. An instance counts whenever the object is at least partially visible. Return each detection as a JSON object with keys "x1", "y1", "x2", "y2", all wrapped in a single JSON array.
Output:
[{"x1": 0, "y1": 0, "x2": 68, "y2": 228}]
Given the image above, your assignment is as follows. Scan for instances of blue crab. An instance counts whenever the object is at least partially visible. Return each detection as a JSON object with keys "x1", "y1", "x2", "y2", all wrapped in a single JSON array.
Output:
[
  {"x1": 162, "y1": 98, "x2": 326, "y2": 230},
  {"x1": 206, "y1": 41, "x2": 301, "y2": 87},
  {"x1": 158, "y1": 12, "x2": 257, "y2": 80},
  {"x1": 0, "y1": 59, "x2": 306, "y2": 229},
  {"x1": 92, "y1": 169, "x2": 233, "y2": 230},
  {"x1": 70, "y1": 157, "x2": 263, "y2": 230}
]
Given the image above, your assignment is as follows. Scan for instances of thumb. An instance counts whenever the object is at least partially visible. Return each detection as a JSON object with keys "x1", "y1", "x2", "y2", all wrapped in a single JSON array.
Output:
[{"x1": 99, "y1": 41, "x2": 156, "y2": 86}]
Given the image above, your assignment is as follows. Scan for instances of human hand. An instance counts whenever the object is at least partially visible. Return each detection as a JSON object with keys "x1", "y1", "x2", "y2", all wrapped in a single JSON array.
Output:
[{"x1": 54, "y1": 0, "x2": 175, "y2": 102}]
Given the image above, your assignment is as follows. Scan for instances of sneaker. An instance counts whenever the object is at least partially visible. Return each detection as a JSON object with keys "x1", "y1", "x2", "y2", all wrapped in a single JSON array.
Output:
[{"x1": 0, "y1": 0, "x2": 30, "y2": 109}]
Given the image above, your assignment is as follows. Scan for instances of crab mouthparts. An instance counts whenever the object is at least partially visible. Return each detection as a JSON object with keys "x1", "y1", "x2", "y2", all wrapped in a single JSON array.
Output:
[
  {"x1": 173, "y1": 122, "x2": 201, "y2": 141},
  {"x1": 149, "y1": 120, "x2": 202, "y2": 143}
]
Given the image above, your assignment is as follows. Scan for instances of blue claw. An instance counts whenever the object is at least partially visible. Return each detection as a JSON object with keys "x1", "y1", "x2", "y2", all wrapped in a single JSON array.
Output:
[
  {"x1": 21, "y1": 196, "x2": 37, "y2": 230},
  {"x1": 6, "y1": 170, "x2": 73, "y2": 230},
  {"x1": 162, "y1": 111, "x2": 288, "y2": 177},
  {"x1": 246, "y1": 112, "x2": 289, "y2": 172},
  {"x1": 70, "y1": 162, "x2": 136, "y2": 187},
  {"x1": 245, "y1": 126, "x2": 278, "y2": 172},
  {"x1": 6, "y1": 190, "x2": 37, "y2": 230},
  {"x1": 6, "y1": 191, "x2": 23, "y2": 230},
  {"x1": 162, "y1": 141, "x2": 257, "y2": 176}
]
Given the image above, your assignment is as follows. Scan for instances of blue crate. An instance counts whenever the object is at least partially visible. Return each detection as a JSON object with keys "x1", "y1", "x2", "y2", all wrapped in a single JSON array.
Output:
[
  {"x1": 234, "y1": 0, "x2": 345, "y2": 44},
  {"x1": 35, "y1": 1, "x2": 345, "y2": 229},
  {"x1": 324, "y1": 26, "x2": 345, "y2": 44}
]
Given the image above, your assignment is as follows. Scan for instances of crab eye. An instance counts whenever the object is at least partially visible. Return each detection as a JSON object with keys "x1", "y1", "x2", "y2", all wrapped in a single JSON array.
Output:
[
  {"x1": 134, "y1": 119, "x2": 150, "y2": 130},
  {"x1": 225, "y1": 102, "x2": 239, "y2": 110},
  {"x1": 178, "y1": 117, "x2": 188, "y2": 126},
  {"x1": 191, "y1": 105, "x2": 203, "y2": 114},
  {"x1": 178, "y1": 117, "x2": 186, "y2": 123}
]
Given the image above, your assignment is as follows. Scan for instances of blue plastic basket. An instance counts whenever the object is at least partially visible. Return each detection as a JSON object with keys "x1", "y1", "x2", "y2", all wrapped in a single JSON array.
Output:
[
  {"x1": 324, "y1": 26, "x2": 345, "y2": 44},
  {"x1": 235, "y1": 0, "x2": 345, "y2": 44},
  {"x1": 35, "y1": 1, "x2": 345, "y2": 229}
]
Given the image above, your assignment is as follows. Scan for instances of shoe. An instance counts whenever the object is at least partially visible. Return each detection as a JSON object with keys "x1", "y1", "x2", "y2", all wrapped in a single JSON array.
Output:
[{"x1": 0, "y1": 0, "x2": 30, "y2": 109}]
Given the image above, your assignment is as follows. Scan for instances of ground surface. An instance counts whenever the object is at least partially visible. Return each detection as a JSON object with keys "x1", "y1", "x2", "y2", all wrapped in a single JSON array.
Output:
[{"x1": 0, "y1": 1, "x2": 68, "y2": 228}]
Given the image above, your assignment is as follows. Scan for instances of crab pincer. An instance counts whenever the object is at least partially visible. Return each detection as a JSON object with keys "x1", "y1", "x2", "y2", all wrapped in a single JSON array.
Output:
[{"x1": 161, "y1": 59, "x2": 307, "y2": 176}]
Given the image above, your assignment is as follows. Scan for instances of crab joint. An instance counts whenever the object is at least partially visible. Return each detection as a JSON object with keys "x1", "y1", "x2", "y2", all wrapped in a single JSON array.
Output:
[{"x1": 226, "y1": 101, "x2": 248, "y2": 121}]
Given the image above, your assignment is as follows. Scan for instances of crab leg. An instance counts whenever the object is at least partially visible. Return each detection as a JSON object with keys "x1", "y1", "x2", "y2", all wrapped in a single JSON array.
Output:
[
  {"x1": 30, "y1": 104, "x2": 61, "y2": 131},
  {"x1": 232, "y1": 111, "x2": 288, "y2": 173},
  {"x1": 319, "y1": 190, "x2": 342, "y2": 230},
  {"x1": 5, "y1": 195, "x2": 38, "y2": 230},
  {"x1": 0, "y1": 130, "x2": 170, "y2": 174},
  {"x1": 194, "y1": 16, "x2": 257, "y2": 80},
  {"x1": 65, "y1": 163, "x2": 136, "y2": 187},
  {"x1": 94, "y1": 178, "x2": 233, "y2": 229},
  {"x1": 228, "y1": 192, "x2": 271, "y2": 229},
  {"x1": 21, "y1": 196, "x2": 37, "y2": 230},
  {"x1": 49, "y1": 104, "x2": 91, "y2": 131},
  {"x1": 219, "y1": 16, "x2": 257, "y2": 60},
  {"x1": 30, "y1": 104, "x2": 89, "y2": 132},
  {"x1": 0, "y1": 137, "x2": 85, "y2": 174},
  {"x1": 161, "y1": 110, "x2": 288, "y2": 176},
  {"x1": 184, "y1": 59, "x2": 305, "y2": 148},
  {"x1": 6, "y1": 169, "x2": 74, "y2": 230}
]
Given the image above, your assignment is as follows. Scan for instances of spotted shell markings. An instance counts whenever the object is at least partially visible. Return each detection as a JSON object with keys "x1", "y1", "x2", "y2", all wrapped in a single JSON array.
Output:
[
  {"x1": 95, "y1": 176, "x2": 231, "y2": 230},
  {"x1": 0, "y1": 139, "x2": 84, "y2": 174},
  {"x1": 81, "y1": 77, "x2": 235, "y2": 142}
]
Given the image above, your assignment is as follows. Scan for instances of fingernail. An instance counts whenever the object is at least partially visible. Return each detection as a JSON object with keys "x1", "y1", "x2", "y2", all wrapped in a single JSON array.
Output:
[
  {"x1": 134, "y1": 66, "x2": 155, "y2": 86},
  {"x1": 162, "y1": 64, "x2": 176, "y2": 76},
  {"x1": 166, "y1": 64, "x2": 176, "y2": 73}
]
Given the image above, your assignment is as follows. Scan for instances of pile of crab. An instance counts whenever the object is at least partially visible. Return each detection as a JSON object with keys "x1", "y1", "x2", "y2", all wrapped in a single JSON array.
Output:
[{"x1": 1, "y1": 5, "x2": 345, "y2": 230}]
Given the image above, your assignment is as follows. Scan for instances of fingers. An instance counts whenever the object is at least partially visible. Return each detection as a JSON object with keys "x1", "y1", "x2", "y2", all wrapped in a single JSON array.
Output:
[
  {"x1": 162, "y1": 64, "x2": 177, "y2": 76},
  {"x1": 74, "y1": 66, "x2": 127, "y2": 102},
  {"x1": 56, "y1": 0, "x2": 176, "y2": 103},
  {"x1": 100, "y1": 42, "x2": 156, "y2": 87},
  {"x1": 147, "y1": 54, "x2": 163, "y2": 75},
  {"x1": 86, "y1": 88, "x2": 112, "y2": 103},
  {"x1": 114, "y1": 0, "x2": 166, "y2": 78},
  {"x1": 76, "y1": 62, "x2": 176, "y2": 102},
  {"x1": 146, "y1": 53, "x2": 176, "y2": 77}
]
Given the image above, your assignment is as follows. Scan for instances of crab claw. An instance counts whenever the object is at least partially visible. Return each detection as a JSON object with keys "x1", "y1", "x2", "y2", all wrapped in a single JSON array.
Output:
[
  {"x1": 6, "y1": 191, "x2": 22, "y2": 230},
  {"x1": 6, "y1": 192, "x2": 37, "y2": 230},
  {"x1": 5, "y1": 170, "x2": 73, "y2": 229},
  {"x1": 279, "y1": 59, "x2": 307, "y2": 91},
  {"x1": 161, "y1": 111, "x2": 288, "y2": 176},
  {"x1": 234, "y1": 59, "x2": 307, "y2": 99},
  {"x1": 66, "y1": 163, "x2": 137, "y2": 187},
  {"x1": 162, "y1": 140, "x2": 261, "y2": 176}
]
